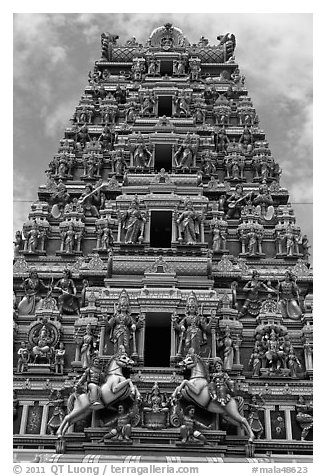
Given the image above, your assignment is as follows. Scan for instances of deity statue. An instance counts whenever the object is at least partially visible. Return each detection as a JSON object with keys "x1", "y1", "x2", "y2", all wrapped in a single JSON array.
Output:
[
  {"x1": 211, "y1": 215, "x2": 228, "y2": 253},
  {"x1": 277, "y1": 270, "x2": 302, "y2": 320},
  {"x1": 226, "y1": 184, "x2": 250, "y2": 219},
  {"x1": 300, "y1": 235, "x2": 311, "y2": 261},
  {"x1": 62, "y1": 223, "x2": 76, "y2": 254},
  {"x1": 248, "y1": 345, "x2": 262, "y2": 378},
  {"x1": 47, "y1": 389, "x2": 66, "y2": 435},
  {"x1": 239, "y1": 126, "x2": 253, "y2": 153},
  {"x1": 176, "y1": 200, "x2": 203, "y2": 245},
  {"x1": 208, "y1": 357, "x2": 234, "y2": 406},
  {"x1": 99, "y1": 221, "x2": 114, "y2": 250},
  {"x1": 54, "y1": 342, "x2": 66, "y2": 374},
  {"x1": 79, "y1": 324, "x2": 98, "y2": 369},
  {"x1": 140, "y1": 91, "x2": 156, "y2": 116},
  {"x1": 215, "y1": 127, "x2": 230, "y2": 153},
  {"x1": 142, "y1": 382, "x2": 169, "y2": 429},
  {"x1": 252, "y1": 183, "x2": 274, "y2": 220},
  {"x1": 238, "y1": 270, "x2": 276, "y2": 318},
  {"x1": 76, "y1": 124, "x2": 91, "y2": 148},
  {"x1": 132, "y1": 134, "x2": 152, "y2": 168},
  {"x1": 75, "y1": 356, "x2": 105, "y2": 407},
  {"x1": 32, "y1": 325, "x2": 52, "y2": 363},
  {"x1": 99, "y1": 124, "x2": 115, "y2": 152},
  {"x1": 17, "y1": 341, "x2": 30, "y2": 373},
  {"x1": 14, "y1": 230, "x2": 24, "y2": 257},
  {"x1": 179, "y1": 405, "x2": 211, "y2": 445},
  {"x1": 112, "y1": 150, "x2": 128, "y2": 175},
  {"x1": 26, "y1": 222, "x2": 40, "y2": 253},
  {"x1": 114, "y1": 85, "x2": 127, "y2": 104},
  {"x1": 223, "y1": 327, "x2": 235, "y2": 371},
  {"x1": 173, "y1": 58, "x2": 186, "y2": 76},
  {"x1": 247, "y1": 394, "x2": 265, "y2": 439},
  {"x1": 224, "y1": 152, "x2": 245, "y2": 180},
  {"x1": 120, "y1": 197, "x2": 147, "y2": 244},
  {"x1": 295, "y1": 396, "x2": 313, "y2": 441},
  {"x1": 174, "y1": 133, "x2": 198, "y2": 170},
  {"x1": 107, "y1": 290, "x2": 143, "y2": 355},
  {"x1": 54, "y1": 268, "x2": 80, "y2": 316},
  {"x1": 147, "y1": 55, "x2": 160, "y2": 76},
  {"x1": 50, "y1": 182, "x2": 71, "y2": 219},
  {"x1": 286, "y1": 346, "x2": 302, "y2": 377},
  {"x1": 201, "y1": 151, "x2": 216, "y2": 175},
  {"x1": 79, "y1": 184, "x2": 100, "y2": 218},
  {"x1": 18, "y1": 268, "x2": 49, "y2": 315},
  {"x1": 173, "y1": 292, "x2": 208, "y2": 355},
  {"x1": 189, "y1": 57, "x2": 201, "y2": 81},
  {"x1": 173, "y1": 91, "x2": 191, "y2": 117},
  {"x1": 99, "y1": 404, "x2": 138, "y2": 442}
]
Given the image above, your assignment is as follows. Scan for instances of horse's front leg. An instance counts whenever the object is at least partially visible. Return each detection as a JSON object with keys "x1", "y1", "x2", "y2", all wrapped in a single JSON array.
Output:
[
  {"x1": 171, "y1": 380, "x2": 187, "y2": 399},
  {"x1": 111, "y1": 378, "x2": 134, "y2": 396},
  {"x1": 182, "y1": 380, "x2": 203, "y2": 396}
]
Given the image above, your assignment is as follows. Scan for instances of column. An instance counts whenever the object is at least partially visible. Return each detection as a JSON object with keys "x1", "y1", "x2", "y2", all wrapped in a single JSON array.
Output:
[
  {"x1": 264, "y1": 406, "x2": 274, "y2": 440},
  {"x1": 19, "y1": 402, "x2": 30, "y2": 434},
  {"x1": 99, "y1": 325, "x2": 106, "y2": 356},
  {"x1": 40, "y1": 402, "x2": 49, "y2": 435},
  {"x1": 279, "y1": 405, "x2": 295, "y2": 440}
]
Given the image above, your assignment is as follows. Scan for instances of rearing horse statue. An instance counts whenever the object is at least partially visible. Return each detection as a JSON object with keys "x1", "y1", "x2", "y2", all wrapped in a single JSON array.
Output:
[
  {"x1": 171, "y1": 349, "x2": 255, "y2": 442},
  {"x1": 57, "y1": 346, "x2": 140, "y2": 437}
]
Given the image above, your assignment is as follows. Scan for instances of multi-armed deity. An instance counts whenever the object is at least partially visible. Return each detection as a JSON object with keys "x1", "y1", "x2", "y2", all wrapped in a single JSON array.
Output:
[{"x1": 119, "y1": 196, "x2": 147, "y2": 245}]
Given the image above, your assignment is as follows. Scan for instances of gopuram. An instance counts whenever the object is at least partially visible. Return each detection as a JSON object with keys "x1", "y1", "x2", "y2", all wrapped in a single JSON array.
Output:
[{"x1": 13, "y1": 24, "x2": 313, "y2": 463}]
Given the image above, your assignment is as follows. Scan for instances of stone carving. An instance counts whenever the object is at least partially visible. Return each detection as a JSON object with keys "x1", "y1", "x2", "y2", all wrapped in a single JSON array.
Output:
[
  {"x1": 99, "y1": 124, "x2": 115, "y2": 152},
  {"x1": 82, "y1": 150, "x2": 103, "y2": 179},
  {"x1": 129, "y1": 133, "x2": 153, "y2": 169},
  {"x1": 139, "y1": 90, "x2": 156, "y2": 116},
  {"x1": 172, "y1": 291, "x2": 209, "y2": 355},
  {"x1": 247, "y1": 394, "x2": 265, "y2": 439},
  {"x1": 53, "y1": 268, "x2": 80, "y2": 316},
  {"x1": 99, "y1": 403, "x2": 140, "y2": 443},
  {"x1": 295, "y1": 396, "x2": 313, "y2": 440},
  {"x1": 17, "y1": 341, "x2": 31, "y2": 372},
  {"x1": 77, "y1": 324, "x2": 98, "y2": 369},
  {"x1": 14, "y1": 230, "x2": 24, "y2": 257},
  {"x1": 142, "y1": 382, "x2": 169, "y2": 429},
  {"x1": 131, "y1": 57, "x2": 146, "y2": 81},
  {"x1": 173, "y1": 91, "x2": 191, "y2": 117},
  {"x1": 239, "y1": 126, "x2": 254, "y2": 154},
  {"x1": 239, "y1": 271, "x2": 276, "y2": 318},
  {"x1": 224, "y1": 151, "x2": 245, "y2": 180},
  {"x1": 47, "y1": 389, "x2": 66, "y2": 435},
  {"x1": 95, "y1": 219, "x2": 114, "y2": 250},
  {"x1": 173, "y1": 56, "x2": 187, "y2": 76},
  {"x1": 175, "y1": 199, "x2": 204, "y2": 245},
  {"x1": 79, "y1": 183, "x2": 101, "y2": 218},
  {"x1": 174, "y1": 133, "x2": 199, "y2": 170},
  {"x1": 49, "y1": 182, "x2": 71, "y2": 219},
  {"x1": 238, "y1": 221, "x2": 264, "y2": 256},
  {"x1": 147, "y1": 54, "x2": 160, "y2": 76},
  {"x1": 75, "y1": 356, "x2": 105, "y2": 407},
  {"x1": 277, "y1": 270, "x2": 302, "y2": 320},
  {"x1": 107, "y1": 290, "x2": 144, "y2": 355},
  {"x1": 213, "y1": 93, "x2": 231, "y2": 126},
  {"x1": 178, "y1": 405, "x2": 211, "y2": 445},
  {"x1": 119, "y1": 196, "x2": 147, "y2": 244},
  {"x1": 189, "y1": 57, "x2": 201, "y2": 81},
  {"x1": 226, "y1": 184, "x2": 251, "y2": 219},
  {"x1": 18, "y1": 269, "x2": 50, "y2": 315},
  {"x1": 28, "y1": 322, "x2": 60, "y2": 365},
  {"x1": 54, "y1": 342, "x2": 65, "y2": 374},
  {"x1": 208, "y1": 357, "x2": 233, "y2": 405},
  {"x1": 215, "y1": 127, "x2": 230, "y2": 153},
  {"x1": 211, "y1": 214, "x2": 228, "y2": 253},
  {"x1": 200, "y1": 150, "x2": 216, "y2": 175}
]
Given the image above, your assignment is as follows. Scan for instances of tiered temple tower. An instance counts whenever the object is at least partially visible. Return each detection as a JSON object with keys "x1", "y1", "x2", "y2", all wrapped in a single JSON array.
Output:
[{"x1": 13, "y1": 24, "x2": 313, "y2": 463}]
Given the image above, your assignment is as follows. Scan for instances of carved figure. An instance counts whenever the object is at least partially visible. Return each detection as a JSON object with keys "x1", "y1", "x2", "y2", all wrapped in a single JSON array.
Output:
[
  {"x1": 99, "y1": 403, "x2": 139, "y2": 442},
  {"x1": 54, "y1": 268, "x2": 80, "y2": 316},
  {"x1": 239, "y1": 270, "x2": 276, "y2": 318},
  {"x1": 56, "y1": 346, "x2": 141, "y2": 437},
  {"x1": 140, "y1": 91, "x2": 156, "y2": 116},
  {"x1": 99, "y1": 124, "x2": 115, "y2": 152},
  {"x1": 201, "y1": 151, "x2": 216, "y2": 175},
  {"x1": 224, "y1": 152, "x2": 245, "y2": 180},
  {"x1": 17, "y1": 341, "x2": 30, "y2": 372},
  {"x1": 143, "y1": 382, "x2": 169, "y2": 429},
  {"x1": 223, "y1": 328, "x2": 235, "y2": 371},
  {"x1": 176, "y1": 200, "x2": 202, "y2": 245},
  {"x1": 174, "y1": 91, "x2": 191, "y2": 117},
  {"x1": 215, "y1": 127, "x2": 230, "y2": 153},
  {"x1": 226, "y1": 184, "x2": 250, "y2": 219},
  {"x1": 286, "y1": 346, "x2": 301, "y2": 377},
  {"x1": 247, "y1": 395, "x2": 265, "y2": 439},
  {"x1": 75, "y1": 357, "x2": 105, "y2": 407},
  {"x1": 47, "y1": 390, "x2": 66, "y2": 435},
  {"x1": 174, "y1": 134, "x2": 198, "y2": 170},
  {"x1": 54, "y1": 342, "x2": 66, "y2": 374},
  {"x1": 14, "y1": 230, "x2": 24, "y2": 257},
  {"x1": 239, "y1": 126, "x2": 253, "y2": 153},
  {"x1": 211, "y1": 216, "x2": 228, "y2": 253},
  {"x1": 79, "y1": 184, "x2": 100, "y2": 217},
  {"x1": 277, "y1": 270, "x2": 302, "y2": 320},
  {"x1": 133, "y1": 136, "x2": 152, "y2": 168},
  {"x1": 295, "y1": 396, "x2": 313, "y2": 440},
  {"x1": 172, "y1": 349, "x2": 254, "y2": 442},
  {"x1": 50, "y1": 183, "x2": 71, "y2": 218},
  {"x1": 32, "y1": 325, "x2": 52, "y2": 363},
  {"x1": 189, "y1": 57, "x2": 201, "y2": 81},
  {"x1": 208, "y1": 357, "x2": 234, "y2": 406},
  {"x1": 179, "y1": 405, "x2": 211, "y2": 445},
  {"x1": 78, "y1": 324, "x2": 97, "y2": 369},
  {"x1": 120, "y1": 197, "x2": 146, "y2": 244},
  {"x1": 147, "y1": 55, "x2": 160, "y2": 76},
  {"x1": 18, "y1": 269, "x2": 49, "y2": 315}
]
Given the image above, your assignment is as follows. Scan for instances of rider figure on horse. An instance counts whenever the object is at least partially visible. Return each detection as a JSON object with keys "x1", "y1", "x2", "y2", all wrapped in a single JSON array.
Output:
[
  {"x1": 208, "y1": 357, "x2": 234, "y2": 406},
  {"x1": 75, "y1": 356, "x2": 104, "y2": 407}
]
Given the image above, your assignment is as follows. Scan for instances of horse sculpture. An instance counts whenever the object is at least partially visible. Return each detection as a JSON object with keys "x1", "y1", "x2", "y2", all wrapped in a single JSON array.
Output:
[
  {"x1": 171, "y1": 349, "x2": 255, "y2": 442},
  {"x1": 57, "y1": 346, "x2": 140, "y2": 437}
]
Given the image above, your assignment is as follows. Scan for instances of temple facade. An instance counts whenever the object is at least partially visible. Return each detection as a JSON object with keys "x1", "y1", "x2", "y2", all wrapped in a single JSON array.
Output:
[{"x1": 13, "y1": 24, "x2": 313, "y2": 463}]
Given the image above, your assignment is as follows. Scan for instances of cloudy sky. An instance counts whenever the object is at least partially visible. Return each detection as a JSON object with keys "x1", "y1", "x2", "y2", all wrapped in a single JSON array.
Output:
[{"x1": 13, "y1": 12, "x2": 313, "y2": 252}]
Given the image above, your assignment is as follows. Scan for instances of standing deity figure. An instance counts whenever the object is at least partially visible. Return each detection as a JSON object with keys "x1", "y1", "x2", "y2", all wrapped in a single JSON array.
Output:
[
  {"x1": 173, "y1": 57, "x2": 186, "y2": 76},
  {"x1": 99, "y1": 124, "x2": 115, "y2": 152},
  {"x1": 120, "y1": 197, "x2": 146, "y2": 244},
  {"x1": 47, "y1": 390, "x2": 66, "y2": 435},
  {"x1": 54, "y1": 342, "x2": 66, "y2": 374},
  {"x1": 189, "y1": 57, "x2": 201, "y2": 81},
  {"x1": 248, "y1": 395, "x2": 265, "y2": 439},
  {"x1": 99, "y1": 221, "x2": 114, "y2": 250},
  {"x1": 223, "y1": 327, "x2": 235, "y2": 371},
  {"x1": 14, "y1": 230, "x2": 24, "y2": 257},
  {"x1": 18, "y1": 268, "x2": 49, "y2": 315},
  {"x1": 140, "y1": 91, "x2": 156, "y2": 116},
  {"x1": 132, "y1": 134, "x2": 152, "y2": 168},
  {"x1": 62, "y1": 223, "x2": 76, "y2": 253},
  {"x1": 208, "y1": 357, "x2": 234, "y2": 406},
  {"x1": 295, "y1": 396, "x2": 313, "y2": 441},
  {"x1": 201, "y1": 151, "x2": 216, "y2": 175},
  {"x1": 76, "y1": 124, "x2": 91, "y2": 148},
  {"x1": 239, "y1": 270, "x2": 276, "y2": 318},
  {"x1": 17, "y1": 341, "x2": 31, "y2": 373},
  {"x1": 147, "y1": 55, "x2": 160, "y2": 76},
  {"x1": 176, "y1": 200, "x2": 203, "y2": 245},
  {"x1": 300, "y1": 235, "x2": 311, "y2": 261},
  {"x1": 75, "y1": 356, "x2": 105, "y2": 407},
  {"x1": 179, "y1": 405, "x2": 211, "y2": 445},
  {"x1": 173, "y1": 292, "x2": 208, "y2": 355},
  {"x1": 79, "y1": 324, "x2": 98, "y2": 369},
  {"x1": 284, "y1": 226, "x2": 295, "y2": 257},
  {"x1": 108, "y1": 290, "x2": 143, "y2": 355},
  {"x1": 224, "y1": 152, "x2": 245, "y2": 180},
  {"x1": 248, "y1": 344, "x2": 262, "y2": 377},
  {"x1": 54, "y1": 268, "x2": 80, "y2": 316},
  {"x1": 174, "y1": 133, "x2": 198, "y2": 170},
  {"x1": 277, "y1": 270, "x2": 302, "y2": 320},
  {"x1": 286, "y1": 346, "x2": 302, "y2": 377},
  {"x1": 215, "y1": 127, "x2": 230, "y2": 153},
  {"x1": 50, "y1": 182, "x2": 71, "y2": 219},
  {"x1": 211, "y1": 215, "x2": 228, "y2": 253},
  {"x1": 26, "y1": 222, "x2": 40, "y2": 253},
  {"x1": 174, "y1": 91, "x2": 191, "y2": 117}
]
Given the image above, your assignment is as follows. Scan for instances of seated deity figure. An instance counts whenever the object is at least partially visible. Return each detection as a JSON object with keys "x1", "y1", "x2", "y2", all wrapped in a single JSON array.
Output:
[
  {"x1": 176, "y1": 200, "x2": 202, "y2": 245},
  {"x1": 32, "y1": 325, "x2": 52, "y2": 363},
  {"x1": 173, "y1": 292, "x2": 209, "y2": 356},
  {"x1": 143, "y1": 382, "x2": 169, "y2": 429},
  {"x1": 79, "y1": 184, "x2": 100, "y2": 218},
  {"x1": 120, "y1": 197, "x2": 146, "y2": 244},
  {"x1": 107, "y1": 290, "x2": 143, "y2": 355},
  {"x1": 99, "y1": 404, "x2": 135, "y2": 442}
]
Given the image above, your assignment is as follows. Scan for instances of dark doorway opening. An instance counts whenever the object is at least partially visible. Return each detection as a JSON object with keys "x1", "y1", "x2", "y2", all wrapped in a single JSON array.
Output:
[
  {"x1": 158, "y1": 96, "x2": 172, "y2": 117},
  {"x1": 160, "y1": 61, "x2": 173, "y2": 76},
  {"x1": 144, "y1": 313, "x2": 171, "y2": 367},
  {"x1": 154, "y1": 144, "x2": 172, "y2": 171},
  {"x1": 150, "y1": 211, "x2": 172, "y2": 248}
]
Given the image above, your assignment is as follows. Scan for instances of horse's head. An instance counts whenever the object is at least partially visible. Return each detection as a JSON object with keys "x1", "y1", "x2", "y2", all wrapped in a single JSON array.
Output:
[
  {"x1": 115, "y1": 345, "x2": 135, "y2": 368},
  {"x1": 178, "y1": 348, "x2": 197, "y2": 369}
]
